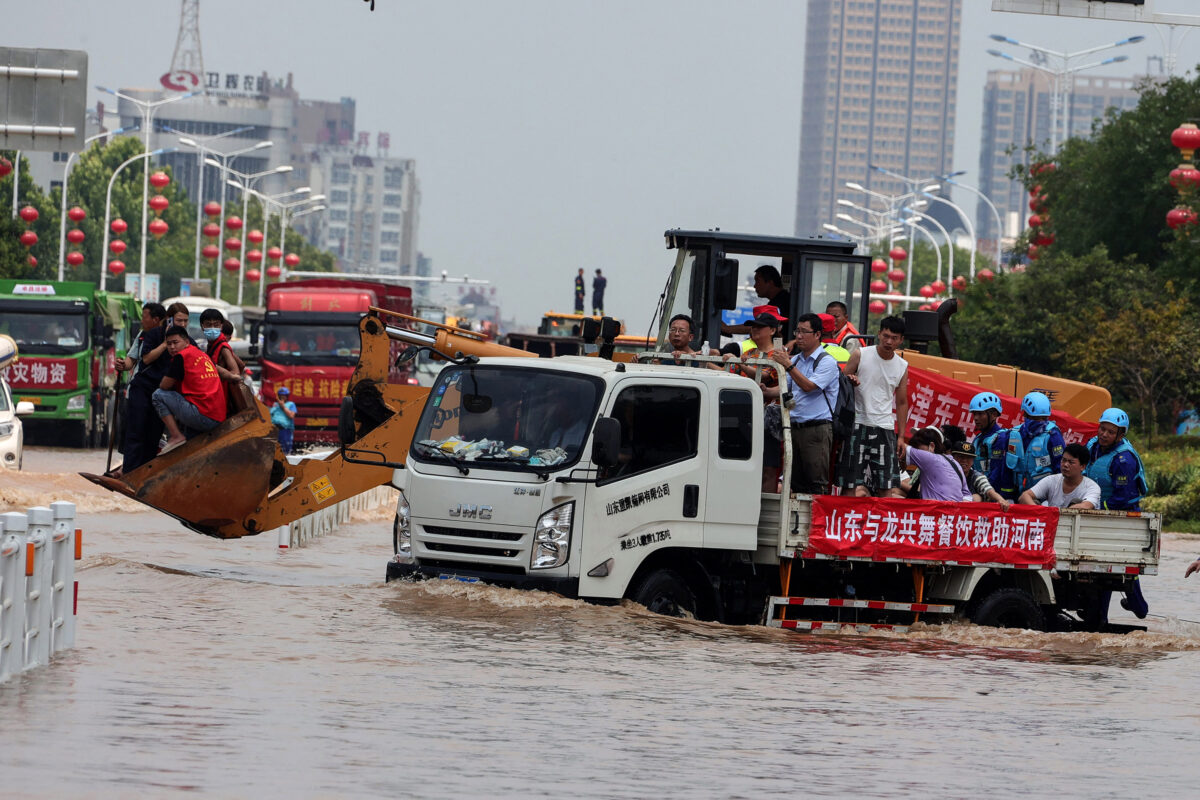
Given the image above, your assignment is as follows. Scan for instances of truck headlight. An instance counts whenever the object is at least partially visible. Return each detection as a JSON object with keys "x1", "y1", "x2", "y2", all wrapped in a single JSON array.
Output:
[
  {"x1": 531, "y1": 501, "x2": 573, "y2": 570},
  {"x1": 66, "y1": 394, "x2": 86, "y2": 411},
  {"x1": 393, "y1": 492, "x2": 411, "y2": 557}
]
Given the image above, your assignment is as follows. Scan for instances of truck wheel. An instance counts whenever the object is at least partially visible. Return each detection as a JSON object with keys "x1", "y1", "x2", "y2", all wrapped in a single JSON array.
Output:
[
  {"x1": 631, "y1": 569, "x2": 698, "y2": 619},
  {"x1": 971, "y1": 587, "x2": 1045, "y2": 631}
]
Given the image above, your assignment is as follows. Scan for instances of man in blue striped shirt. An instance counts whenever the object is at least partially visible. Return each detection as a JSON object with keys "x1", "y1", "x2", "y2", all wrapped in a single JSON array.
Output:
[{"x1": 770, "y1": 312, "x2": 840, "y2": 494}]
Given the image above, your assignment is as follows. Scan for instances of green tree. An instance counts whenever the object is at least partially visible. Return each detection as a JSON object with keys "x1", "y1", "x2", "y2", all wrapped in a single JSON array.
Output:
[{"x1": 0, "y1": 151, "x2": 58, "y2": 280}]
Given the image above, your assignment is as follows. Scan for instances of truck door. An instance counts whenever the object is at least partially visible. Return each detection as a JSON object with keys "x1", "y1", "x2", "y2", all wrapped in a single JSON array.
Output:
[
  {"x1": 577, "y1": 377, "x2": 707, "y2": 599},
  {"x1": 704, "y1": 386, "x2": 761, "y2": 550}
]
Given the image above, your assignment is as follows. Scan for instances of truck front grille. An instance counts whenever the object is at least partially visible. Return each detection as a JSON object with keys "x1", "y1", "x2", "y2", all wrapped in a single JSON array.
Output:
[{"x1": 423, "y1": 525, "x2": 522, "y2": 542}]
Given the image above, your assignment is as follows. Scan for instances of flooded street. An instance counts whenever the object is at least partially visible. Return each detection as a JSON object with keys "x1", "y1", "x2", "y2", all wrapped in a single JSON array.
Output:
[{"x1": 4, "y1": 447, "x2": 1200, "y2": 798}]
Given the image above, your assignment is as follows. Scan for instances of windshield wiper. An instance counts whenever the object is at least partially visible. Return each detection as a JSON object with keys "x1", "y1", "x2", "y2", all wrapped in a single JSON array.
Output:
[
  {"x1": 473, "y1": 452, "x2": 551, "y2": 481},
  {"x1": 414, "y1": 441, "x2": 469, "y2": 475}
]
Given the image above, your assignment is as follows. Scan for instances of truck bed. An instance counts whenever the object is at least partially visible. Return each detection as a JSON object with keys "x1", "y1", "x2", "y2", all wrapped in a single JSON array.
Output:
[{"x1": 754, "y1": 495, "x2": 1159, "y2": 575}]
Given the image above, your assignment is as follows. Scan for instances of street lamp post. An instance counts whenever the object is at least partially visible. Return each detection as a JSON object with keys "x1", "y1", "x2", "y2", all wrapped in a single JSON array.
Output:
[
  {"x1": 96, "y1": 86, "x2": 199, "y2": 293},
  {"x1": 198, "y1": 140, "x2": 273, "y2": 299},
  {"x1": 100, "y1": 147, "x2": 177, "y2": 292},
  {"x1": 239, "y1": 187, "x2": 323, "y2": 305},
  {"x1": 986, "y1": 34, "x2": 1143, "y2": 153},
  {"x1": 222, "y1": 164, "x2": 294, "y2": 304},
  {"x1": 921, "y1": 192, "x2": 977, "y2": 278},
  {"x1": 942, "y1": 171, "x2": 1004, "y2": 269},
  {"x1": 901, "y1": 206, "x2": 953, "y2": 287},
  {"x1": 58, "y1": 124, "x2": 137, "y2": 279}
]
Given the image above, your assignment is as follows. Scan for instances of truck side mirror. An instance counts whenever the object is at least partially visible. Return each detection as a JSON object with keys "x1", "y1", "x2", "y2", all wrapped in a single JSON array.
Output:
[
  {"x1": 713, "y1": 257, "x2": 739, "y2": 310},
  {"x1": 591, "y1": 416, "x2": 621, "y2": 468}
]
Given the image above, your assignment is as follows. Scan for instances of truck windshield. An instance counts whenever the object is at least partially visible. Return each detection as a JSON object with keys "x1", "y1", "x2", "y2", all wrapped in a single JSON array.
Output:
[
  {"x1": 0, "y1": 311, "x2": 88, "y2": 355},
  {"x1": 264, "y1": 324, "x2": 362, "y2": 364},
  {"x1": 412, "y1": 365, "x2": 604, "y2": 473}
]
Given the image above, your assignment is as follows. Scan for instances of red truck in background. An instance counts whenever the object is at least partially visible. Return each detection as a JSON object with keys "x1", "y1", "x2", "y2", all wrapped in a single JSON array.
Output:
[{"x1": 258, "y1": 278, "x2": 414, "y2": 443}]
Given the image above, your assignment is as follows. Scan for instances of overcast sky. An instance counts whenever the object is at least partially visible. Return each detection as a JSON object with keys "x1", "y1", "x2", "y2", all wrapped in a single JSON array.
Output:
[{"x1": 12, "y1": 1, "x2": 1200, "y2": 330}]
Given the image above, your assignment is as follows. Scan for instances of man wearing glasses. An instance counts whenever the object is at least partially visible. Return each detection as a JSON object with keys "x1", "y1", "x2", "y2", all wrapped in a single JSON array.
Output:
[{"x1": 770, "y1": 313, "x2": 840, "y2": 494}]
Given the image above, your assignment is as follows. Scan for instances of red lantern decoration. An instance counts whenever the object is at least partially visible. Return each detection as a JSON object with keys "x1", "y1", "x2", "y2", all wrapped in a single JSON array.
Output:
[
  {"x1": 886, "y1": 268, "x2": 905, "y2": 284},
  {"x1": 1035, "y1": 232, "x2": 1055, "y2": 247},
  {"x1": 225, "y1": 216, "x2": 243, "y2": 231},
  {"x1": 918, "y1": 284, "x2": 935, "y2": 298},
  {"x1": 148, "y1": 195, "x2": 169, "y2": 214},
  {"x1": 202, "y1": 222, "x2": 221, "y2": 238},
  {"x1": 952, "y1": 276, "x2": 968, "y2": 291},
  {"x1": 27, "y1": 255, "x2": 36, "y2": 268},
  {"x1": 1029, "y1": 184, "x2": 1042, "y2": 197},
  {"x1": 889, "y1": 247, "x2": 907, "y2": 262},
  {"x1": 0, "y1": 157, "x2": 11, "y2": 178},
  {"x1": 247, "y1": 229, "x2": 264, "y2": 244},
  {"x1": 246, "y1": 269, "x2": 262, "y2": 283},
  {"x1": 246, "y1": 249, "x2": 263, "y2": 264},
  {"x1": 284, "y1": 253, "x2": 300, "y2": 267},
  {"x1": 930, "y1": 299, "x2": 942, "y2": 310},
  {"x1": 202, "y1": 244, "x2": 221, "y2": 260},
  {"x1": 868, "y1": 300, "x2": 887, "y2": 315},
  {"x1": 204, "y1": 201, "x2": 222, "y2": 218},
  {"x1": 1170, "y1": 165, "x2": 1200, "y2": 191},
  {"x1": 148, "y1": 219, "x2": 169, "y2": 239},
  {"x1": 149, "y1": 171, "x2": 170, "y2": 189},
  {"x1": 19, "y1": 230, "x2": 37, "y2": 248},
  {"x1": 930, "y1": 280, "x2": 946, "y2": 294},
  {"x1": 1167, "y1": 207, "x2": 1198, "y2": 229},
  {"x1": 1028, "y1": 214, "x2": 1043, "y2": 228},
  {"x1": 111, "y1": 218, "x2": 128, "y2": 235},
  {"x1": 67, "y1": 228, "x2": 85, "y2": 244},
  {"x1": 1028, "y1": 245, "x2": 1040, "y2": 260},
  {"x1": 266, "y1": 246, "x2": 283, "y2": 261},
  {"x1": 919, "y1": 303, "x2": 932, "y2": 312},
  {"x1": 66, "y1": 251, "x2": 84, "y2": 267},
  {"x1": 870, "y1": 258, "x2": 888, "y2": 274},
  {"x1": 869, "y1": 279, "x2": 888, "y2": 293},
  {"x1": 266, "y1": 265, "x2": 281, "y2": 278},
  {"x1": 108, "y1": 260, "x2": 126, "y2": 277},
  {"x1": 224, "y1": 237, "x2": 242, "y2": 252},
  {"x1": 1172, "y1": 123, "x2": 1200, "y2": 162},
  {"x1": 1029, "y1": 195, "x2": 1048, "y2": 213},
  {"x1": 109, "y1": 239, "x2": 127, "y2": 255},
  {"x1": 68, "y1": 206, "x2": 86, "y2": 222},
  {"x1": 19, "y1": 205, "x2": 38, "y2": 224},
  {"x1": 978, "y1": 268, "x2": 996, "y2": 282},
  {"x1": 223, "y1": 257, "x2": 241, "y2": 273}
]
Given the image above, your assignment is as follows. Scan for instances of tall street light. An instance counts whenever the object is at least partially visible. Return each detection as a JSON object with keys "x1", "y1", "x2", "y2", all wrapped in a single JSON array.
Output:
[
  {"x1": 199, "y1": 140, "x2": 273, "y2": 298},
  {"x1": 986, "y1": 34, "x2": 1143, "y2": 153},
  {"x1": 901, "y1": 206, "x2": 953, "y2": 287},
  {"x1": 941, "y1": 170, "x2": 1003, "y2": 269},
  {"x1": 166, "y1": 125, "x2": 252, "y2": 281},
  {"x1": 922, "y1": 192, "x2": 977, "y2": 278},
  {"x1": 239, "y1": 187, "x2": 323, "y2": 305},
  {"x1": 100, "y1": 147, "x2": 178, "y2": 293},
  {"x1": 223, "y1": 164, "x2": 294, "y2": 304},
  {"x1": 58, "y1": 124, "x2": 137, "y2": 280},
  {"x1": 96, "y1": 86, "x2": 199, "y2": 292}
]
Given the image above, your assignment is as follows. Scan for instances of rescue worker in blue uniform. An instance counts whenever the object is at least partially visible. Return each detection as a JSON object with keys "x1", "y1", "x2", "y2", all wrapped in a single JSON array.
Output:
[
  {"x1": 968, "y1": 391, "x2": 1005, "y2": 476},
  {"x1": 989, "y1": 391, "x2": 1065, "y2": 500},
  {"x1": 1085, "y1": 407, "x2": 1150, "y2": 619}
]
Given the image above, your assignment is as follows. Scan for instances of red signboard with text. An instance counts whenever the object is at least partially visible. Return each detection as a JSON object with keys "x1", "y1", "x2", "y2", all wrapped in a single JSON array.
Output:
[
  {"x1": 1, "y1": 357, "x2": 79, "y2": 390},
  {"x1": 905, "y1": 366, "x2": 1098, "y2": 445},
  {"x1": 807, "y1": 496, "x2": 1059, "y2": 569}
]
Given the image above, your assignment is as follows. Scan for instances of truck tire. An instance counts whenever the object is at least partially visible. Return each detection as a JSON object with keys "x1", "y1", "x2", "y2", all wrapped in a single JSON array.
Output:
[
  {"x1": 631, "y1": 569, "x2": 698, "y2": 619},
  {"x1": 971, "y1": 587, "x2": 1045, "y2": 631}
]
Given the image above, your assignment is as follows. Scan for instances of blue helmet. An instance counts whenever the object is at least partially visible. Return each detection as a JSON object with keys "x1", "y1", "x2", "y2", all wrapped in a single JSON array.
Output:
[
  {"x1": 1099, "y1": 407, "x2": 1129, "y2": 430},
  {"x1": 1021, "y1": 391, "x2": 1051, "y2": 418},
  {"x1": 969, "y1": 391, "x2": 1002, "y2": 413}
]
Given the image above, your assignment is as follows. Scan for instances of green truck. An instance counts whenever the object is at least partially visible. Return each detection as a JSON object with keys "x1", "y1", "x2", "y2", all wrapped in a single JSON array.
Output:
[{"x1": 0, "y1": 280, "x2": 142, "y2": 447}]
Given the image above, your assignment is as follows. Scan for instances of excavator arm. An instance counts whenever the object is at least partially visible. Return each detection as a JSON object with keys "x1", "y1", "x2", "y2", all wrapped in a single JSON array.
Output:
[{"x1": 81, "y1": 310, "x2": 534, "y2": 539}]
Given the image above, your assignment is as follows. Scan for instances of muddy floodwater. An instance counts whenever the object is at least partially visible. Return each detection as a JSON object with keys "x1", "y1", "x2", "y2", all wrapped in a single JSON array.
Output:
[{"x1": 3, "y1": 447, "x2": 1200, "y2": 798}]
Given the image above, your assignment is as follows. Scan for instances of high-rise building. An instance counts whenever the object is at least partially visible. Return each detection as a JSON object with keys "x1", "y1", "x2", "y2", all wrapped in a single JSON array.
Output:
[
  {"x1": 795, "y1": 0, "x2": 962, "y2": 238},
  {"x1": 976, "y1": 68, "x2": 1138, "y2": 243}
]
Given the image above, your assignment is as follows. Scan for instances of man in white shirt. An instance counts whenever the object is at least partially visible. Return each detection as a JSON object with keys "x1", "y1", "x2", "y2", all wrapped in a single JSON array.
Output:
[
  {"x1": 838, "y1": 315, "x2": 909, "y2": 497},
  {"x1": 1018, "y1": 443, "x2": 1100, "y2": 509}
]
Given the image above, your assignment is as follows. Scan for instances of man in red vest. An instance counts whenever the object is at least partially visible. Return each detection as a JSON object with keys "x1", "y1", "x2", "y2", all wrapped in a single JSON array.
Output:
[{"x1": 151, "y1": 326, "x2": 228, "y2": 454}]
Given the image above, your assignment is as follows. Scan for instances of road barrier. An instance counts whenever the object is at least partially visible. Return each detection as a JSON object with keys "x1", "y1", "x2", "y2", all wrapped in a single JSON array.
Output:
[
  {"x1": 0, "y1": 502, "x2": 78, "y2": 682},
  {"x1": 276, "y1": 486, "x2": 397, "y2": 550}
]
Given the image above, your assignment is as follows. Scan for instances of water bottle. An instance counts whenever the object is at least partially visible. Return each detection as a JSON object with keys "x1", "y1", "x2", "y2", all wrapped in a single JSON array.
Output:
[{"x1": 700, "y1": 340, "x2": 710, "y2": 356}]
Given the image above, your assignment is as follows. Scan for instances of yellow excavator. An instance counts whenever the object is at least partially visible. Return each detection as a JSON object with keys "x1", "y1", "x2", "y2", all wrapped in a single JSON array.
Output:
[{"x1": 82, "y1": 229, "x2": 1108, "y2": 539}]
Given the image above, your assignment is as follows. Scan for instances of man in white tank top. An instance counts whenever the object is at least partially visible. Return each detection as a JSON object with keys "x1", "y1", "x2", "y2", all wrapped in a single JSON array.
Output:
[{"x1": 837, "y1": 315, "x2": 909, "y2": 497}]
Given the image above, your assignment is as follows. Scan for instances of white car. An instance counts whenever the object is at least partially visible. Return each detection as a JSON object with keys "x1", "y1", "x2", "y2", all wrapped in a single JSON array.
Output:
[{"x1": 0, "y1": 375, "x2": 34, "y2": 471}]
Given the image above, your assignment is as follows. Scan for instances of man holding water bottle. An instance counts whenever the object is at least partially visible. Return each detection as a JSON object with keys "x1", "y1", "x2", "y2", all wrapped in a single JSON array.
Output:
[{"x1": 770, "y1": 312, "x2": 839, "y2": 494}]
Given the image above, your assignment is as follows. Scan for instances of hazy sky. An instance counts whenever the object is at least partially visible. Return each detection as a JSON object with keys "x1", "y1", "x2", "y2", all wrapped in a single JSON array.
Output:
[{"x1": 11, "y1": 1, "x2": 1200, "y2": 330}]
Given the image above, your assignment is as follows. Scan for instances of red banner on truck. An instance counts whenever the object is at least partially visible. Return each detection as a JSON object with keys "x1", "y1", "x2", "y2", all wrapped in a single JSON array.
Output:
[
  {"x1": 2, "y1": 357, "x2": 79, "y2": 390},
  {"x1": 807, "y1": 496, "x2": 1058, "y2": 568},
  {"x1": 905, "y1": 366, "x2": 1098, "y2": 445}
]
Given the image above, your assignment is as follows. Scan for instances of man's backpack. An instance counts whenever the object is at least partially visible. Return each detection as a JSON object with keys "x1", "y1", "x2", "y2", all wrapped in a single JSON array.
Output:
[{"x1": 813, "y1": 350, "x2": 856, "y2": 440}]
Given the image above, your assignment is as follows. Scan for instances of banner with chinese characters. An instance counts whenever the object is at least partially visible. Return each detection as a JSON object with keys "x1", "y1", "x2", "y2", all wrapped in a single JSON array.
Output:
[
  {"x1": 807, "y1": 496, "x2": 1059, "y2": 568},
  {"x1": 2, "y1": 357, "x2": 79, "y2": 390},
  {"x1": 905, "y1": 366, "x2": 1098, "y2": 445}
]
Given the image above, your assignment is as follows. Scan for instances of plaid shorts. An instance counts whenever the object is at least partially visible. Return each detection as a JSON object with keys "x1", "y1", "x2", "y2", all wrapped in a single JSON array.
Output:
[{"x1": 838, "y1": 424, "x2": 902, "y2": 493}]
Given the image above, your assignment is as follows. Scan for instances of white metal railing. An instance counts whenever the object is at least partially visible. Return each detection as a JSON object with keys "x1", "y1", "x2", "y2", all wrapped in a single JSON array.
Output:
[
  {"x1": 0, "y1": 502, "x2": 78, "y2": 682},
  {"x1": 275, "y1": 486, "x2": 398, "y2": 550}
]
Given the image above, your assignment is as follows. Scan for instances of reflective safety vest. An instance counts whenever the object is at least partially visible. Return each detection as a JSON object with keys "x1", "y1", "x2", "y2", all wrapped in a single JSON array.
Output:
[
  {"x1": 973, "y1": 423, "x2": 1003, "y2": 476},
  {"x1": 1084, "y1": 437, "x2": 1148, "y2": 509},
  {"x1": 1005, "y1": 421, "x2": 1059, "y2": 492}
]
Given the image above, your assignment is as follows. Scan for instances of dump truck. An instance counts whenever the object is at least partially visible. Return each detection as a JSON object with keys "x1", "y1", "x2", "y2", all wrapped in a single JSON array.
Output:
[
  {"x1": 0, "y1": 280, "x2": 141, "y2": 447},
  {"x1": 81, "y1": 229, "x2": 1150, "y2": 631}
]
